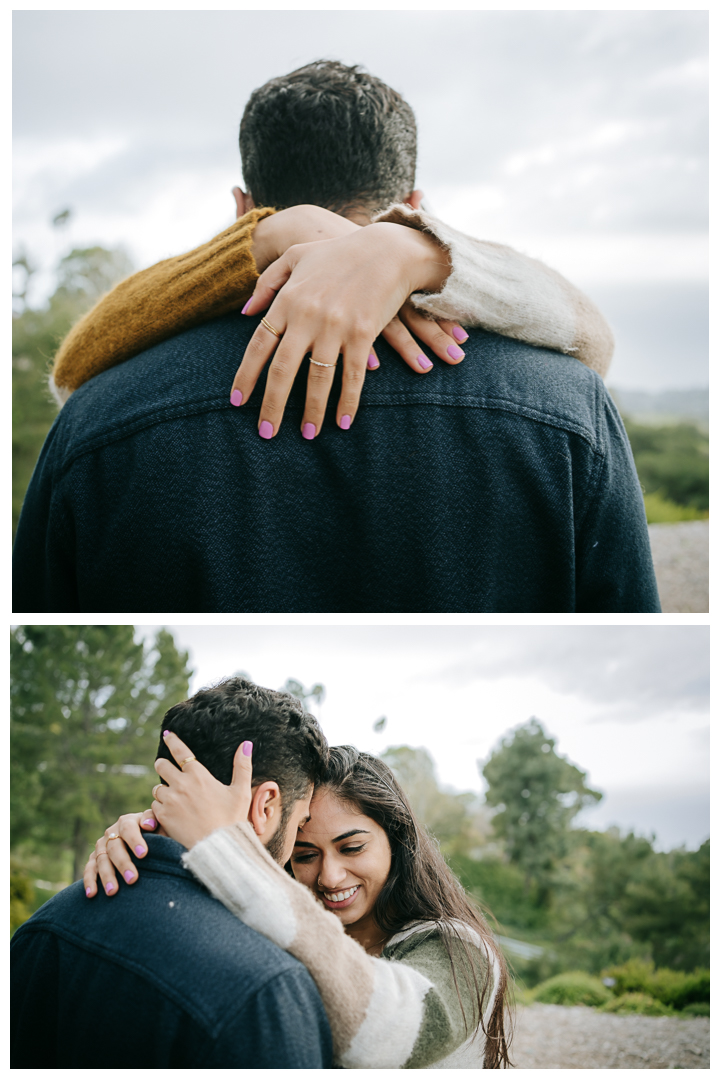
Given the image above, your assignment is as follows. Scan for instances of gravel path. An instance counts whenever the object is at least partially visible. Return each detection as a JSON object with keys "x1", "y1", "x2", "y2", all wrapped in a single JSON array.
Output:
[
  {"x1": 648, "y1": 521, "x2": 709, "y2": 612},
  {"x1": 511, "y1": 1003, "x2": 709, "y2": 1069}
]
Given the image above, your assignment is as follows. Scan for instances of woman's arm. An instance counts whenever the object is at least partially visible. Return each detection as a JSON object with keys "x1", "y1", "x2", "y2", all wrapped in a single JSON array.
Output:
[
  {"x1": 185, "y1": 822, "x2": 491, "y2": 1069},
  {"x1": 375, "y1": 202, "x2": 614, "y2": 377},
  {"x1": 50, "y1": 207, "x2": 276, "y2": 404}
]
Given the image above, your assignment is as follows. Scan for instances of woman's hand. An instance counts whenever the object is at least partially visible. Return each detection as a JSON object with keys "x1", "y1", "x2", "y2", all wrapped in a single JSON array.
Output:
[
  {"x1": 150, "y1": 731, "x2": 253, "y2": 850},
  {"x1": 233, "y1": 219, "x2": 466, "y2": 439},
  {"x1": 83, "y1": 810, "x2": 158, "y2": 897}
]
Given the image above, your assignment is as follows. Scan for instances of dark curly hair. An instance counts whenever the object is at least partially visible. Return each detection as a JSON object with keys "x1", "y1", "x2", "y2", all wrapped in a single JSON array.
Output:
[
  {"x1": 315, "y1": 746, "x2": 513, "y2": 1068},
  {"x1": 156, "y1": 676, "x2": 328, "y2": 824},
  {"x1": 239, "y1": 59, "x2": 417, "y2": 216}
]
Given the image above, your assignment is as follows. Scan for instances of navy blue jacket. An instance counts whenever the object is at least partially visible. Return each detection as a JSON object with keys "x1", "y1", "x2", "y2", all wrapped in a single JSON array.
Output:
[
  {"x1": 11, "y1": 835, "x2": 333, "y2": 1068},
  {"x1": 12, "y1": 314, "x2": 660, "y2": 612}
]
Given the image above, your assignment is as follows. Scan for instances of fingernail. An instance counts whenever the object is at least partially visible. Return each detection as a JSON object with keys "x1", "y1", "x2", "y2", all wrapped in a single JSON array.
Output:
[
  {"x1": 105, "y1": 883, "x2": 115, "y2": 894},
  {"x1": 163, "y1": 730, "x2": 170, "y2": 737},
  {"x1": 142, "y1": 819, "x2": 156, "y2": 829},
  {"x1": 242, "y1": 740, "x2": 253, "y2": 756},
  {"x1": 134, "y1": 845, "x2": 147, "y2": 856},
  {"x1": 447, "y1": 344, "x2": 464, "y2": 360},
  {"x1": 452, "y1": 327, "x2": 468, "y2": 343},
  {"x1": 302, "y1": 423, "x2": 316, "y2": 441},
  {"x1": 417, "y1": 354, "x2": 433, "y2": 370},
  {"x1": 124, "y1": 871, "x2": 135, "y2": 884},
  {"x1": 259, "y1": 420, "x2": 273, "y2": 439},
  {"x1": 340, "y1": 415, "x2": 352, "y2": 430},
  {"x1": 86, "y1": 887, "x2": 93, "y2": 897},
  {"x1": 367, "y1": 354, "x2": 379, "y2": 369},
  {"x1": 230, "y1": 389, "x2": 243, "y2": 406},
  {"x1": 241, "y1": 300, "x2": 252, "y2": 315}
]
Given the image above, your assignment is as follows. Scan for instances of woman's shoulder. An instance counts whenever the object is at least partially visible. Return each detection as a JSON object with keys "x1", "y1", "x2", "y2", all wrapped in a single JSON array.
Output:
[{"x1": 384, "y1": 919, "x2": 484, "y2": 956}]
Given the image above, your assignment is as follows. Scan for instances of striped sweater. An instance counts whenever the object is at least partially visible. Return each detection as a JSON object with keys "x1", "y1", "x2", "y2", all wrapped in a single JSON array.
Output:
[
  {"x1": 184, "y1": 822, "x2": 501, "y2": 1069},
  {"x1": 49, "y1": 205, "x2": 613, "y2": 405}
]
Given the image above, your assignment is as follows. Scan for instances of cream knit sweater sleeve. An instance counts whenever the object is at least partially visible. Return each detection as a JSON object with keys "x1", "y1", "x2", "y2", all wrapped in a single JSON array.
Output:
[
  {"x1": 374, "y1": 203, "x2": 614, "y2": 378},
  {"x1": 183, "y1": 823, "x2": 489, "y2": 1069}
]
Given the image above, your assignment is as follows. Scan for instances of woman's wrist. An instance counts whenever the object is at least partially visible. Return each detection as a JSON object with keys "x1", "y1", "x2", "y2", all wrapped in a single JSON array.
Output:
[
  {"x1": 363, "y1": 221, "x2": 451, "y2": 295},
  {"x1": 251, "y1": 205, "x2": 359, "y2": 273}
]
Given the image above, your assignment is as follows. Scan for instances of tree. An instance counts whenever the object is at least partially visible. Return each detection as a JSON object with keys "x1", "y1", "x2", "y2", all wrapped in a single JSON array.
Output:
[
  {"x1": 12, "y1": 245, "x2": 134, "y2": 538},
  {"x1": 11, "y1": 626, "x2": 191, "y2": 881},
  {"x1": 481, "y1": 719, "x2": 602, "y2": 899},
  {"x1": 381, "y1": 745, "x2": 484, "y2": 858},
  {"x1": 279, "y1": 678, "x2": 325, "y2": 711}
]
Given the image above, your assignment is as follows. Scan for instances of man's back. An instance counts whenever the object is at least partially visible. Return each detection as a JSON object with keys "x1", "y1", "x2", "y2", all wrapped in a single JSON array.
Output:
[
  {"x1": 13, "y1": 313, "x2": 660, "y2": 612},
  {"x1": 11, "y1": 836, "x2": 332, "y2": 1068}
]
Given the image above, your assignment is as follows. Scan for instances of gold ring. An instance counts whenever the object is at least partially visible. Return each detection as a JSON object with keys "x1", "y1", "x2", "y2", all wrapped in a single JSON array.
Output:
[
  {"x1": 106, "y1": 832, "x2": 121, "y2": 844},
  {"x1": 97, "y1": 848, "x2": 110, "y2": 860},
  {"x1": 309, "y1": 358, "x2": 337, "y2": 368},
  {"x1": 178, "y1": 754, "x2": 196, "y2": 770},
  {"x1": 152, "y1": 784, "x2": 162, "y2": 799},
  {"x1": 260, "y1": 317, "x2": 281, "y2": 338}
]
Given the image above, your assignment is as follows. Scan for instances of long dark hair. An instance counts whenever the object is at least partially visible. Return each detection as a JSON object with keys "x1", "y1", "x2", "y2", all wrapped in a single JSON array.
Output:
[{"x1": 316, "y1": 746, "x2": 513, "y2": 1068}]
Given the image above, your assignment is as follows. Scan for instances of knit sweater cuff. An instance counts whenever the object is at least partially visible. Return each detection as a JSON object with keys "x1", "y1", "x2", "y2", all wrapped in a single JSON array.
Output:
[{"x1": 373, "y1": 202, "x2": 614, "y2": 378}]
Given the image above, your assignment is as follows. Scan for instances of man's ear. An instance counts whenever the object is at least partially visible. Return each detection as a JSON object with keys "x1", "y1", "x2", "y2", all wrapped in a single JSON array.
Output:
[
  {"x1": 249, "y1": 780, "x2": 281, "y2": 838},
  {"x1": 232, "y1": 186, "x2": 255, "y2": 219},
  {"x1": 404, "y1": 189, "x2": 424, "y2": 211}
]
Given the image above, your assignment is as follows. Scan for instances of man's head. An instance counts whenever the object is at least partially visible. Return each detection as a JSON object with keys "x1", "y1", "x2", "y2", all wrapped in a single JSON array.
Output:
[
  {"x1": 156, "y1": 677, "x2": 328, "y2": 864},
  {"x1": 238, "y1": 59, "x2": 418, "y2": 220}
]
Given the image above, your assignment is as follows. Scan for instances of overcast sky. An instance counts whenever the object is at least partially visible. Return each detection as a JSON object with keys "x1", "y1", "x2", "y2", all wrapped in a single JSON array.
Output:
[
  {"x1": 13, "y1": 9, "x2": 708, "y2": 390},
  {"x1": 137, "y1": 624, "x2": 709, "y2": 853}
]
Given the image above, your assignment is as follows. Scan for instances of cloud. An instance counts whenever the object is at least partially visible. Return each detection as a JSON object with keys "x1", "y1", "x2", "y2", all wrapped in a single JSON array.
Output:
[{"x1": 427, "y1": 626, "x2": 709, "y2": 721}]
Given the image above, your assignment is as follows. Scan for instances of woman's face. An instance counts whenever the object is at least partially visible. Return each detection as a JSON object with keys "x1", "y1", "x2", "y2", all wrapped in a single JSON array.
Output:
[{"x1": 290, "y1": 788, "x2": 392, "y2": 932}]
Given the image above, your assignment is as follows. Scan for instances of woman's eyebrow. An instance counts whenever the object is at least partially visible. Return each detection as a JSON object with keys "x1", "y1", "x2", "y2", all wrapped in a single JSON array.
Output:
[{"x1": 331, "y1": 829, "x2": 370, "y2": 843}]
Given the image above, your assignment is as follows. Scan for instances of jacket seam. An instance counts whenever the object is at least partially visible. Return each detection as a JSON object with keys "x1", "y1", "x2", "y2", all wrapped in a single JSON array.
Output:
[{"x1": 57, "y1": 395, "x2": 599, "y2": 475}]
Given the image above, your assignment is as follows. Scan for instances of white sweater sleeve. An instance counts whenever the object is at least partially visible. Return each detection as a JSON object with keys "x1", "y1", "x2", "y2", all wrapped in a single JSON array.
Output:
[
  {"x1": 374, "y1": 203, "x2": 614, "y2": 378},
  {"x1": 183, "y1": 823, "x2": 450, "y2": 1068}
]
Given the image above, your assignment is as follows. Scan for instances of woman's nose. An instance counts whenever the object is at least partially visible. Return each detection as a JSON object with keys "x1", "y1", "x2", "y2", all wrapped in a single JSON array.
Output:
[{"x1": 317, "y1": 856, "x2": 347, "y2": 890}]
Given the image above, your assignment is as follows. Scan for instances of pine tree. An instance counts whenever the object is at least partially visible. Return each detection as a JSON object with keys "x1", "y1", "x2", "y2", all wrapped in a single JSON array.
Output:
[{"x1": 11, "y1": 625, "x2": 191, "y2": 881}]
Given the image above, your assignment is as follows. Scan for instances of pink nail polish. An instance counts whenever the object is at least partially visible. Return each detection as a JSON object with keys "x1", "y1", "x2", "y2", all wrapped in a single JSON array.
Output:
[
  {"x1": 86, "y1": 887, "x2": 93, "y2": 897},
  {"x1": 242, "y1": 740, "x2": 253, "y2": 756},
  {"x1": 340, "y1": 415, "x2": 352, "y2": 430},
  {"x1": 447, "y1": 344, "x2": 464, "y2": 360},
  {"x1": 417, "y1": 354, "x2": 433, "y2": 370},
  {"x1": 241, "y1": 300, "x2": 252, "y2": 315},
  {"x1": 367, "y1": 354, "x2": 379, "y2": 369},
  {"x1": 135, "y1": 845, "x2": 146, "y2": 856},
  {"x1": 452, "y1": 327, "x2": 468, "y2": 343},
  {"x1": 105, "y1": 883, "x2": 115, "y2": 894},
  {"x1": 142, "y1": 819, "x2": 156, "y2": 829},
  {"x1": 302, "y1": 423, "x2": 316, "y2": 440},
  {"x1": 230, "y1": 389, "x2": 243, "y2": 406},
  {"x1": 259, "y1": 420, "x2": 273, "y2": 439},
  {"x1": 124, "y1": 870, "x2": 135, "y2": 884},
  {"x1": 163, "y1": 730, "x2": 170, "y2": 737}
]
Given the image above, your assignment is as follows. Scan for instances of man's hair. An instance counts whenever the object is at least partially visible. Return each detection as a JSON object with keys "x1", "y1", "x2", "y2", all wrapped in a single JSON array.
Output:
[
  {"x1": 239, "y1": 59, "x2": 417, "y2": 215},
  {"x1": 156, "y1": 677, "x2": 328, "y2": 816}
]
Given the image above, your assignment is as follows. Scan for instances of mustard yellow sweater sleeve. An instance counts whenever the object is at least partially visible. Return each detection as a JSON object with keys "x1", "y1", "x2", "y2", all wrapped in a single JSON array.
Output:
[{"x1": 50, "y1": 206, "x2": 276, "y2": 401}]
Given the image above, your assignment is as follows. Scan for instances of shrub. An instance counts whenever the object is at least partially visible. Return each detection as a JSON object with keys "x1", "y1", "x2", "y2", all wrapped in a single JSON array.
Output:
[
  {"x1": 679, "y1": 1002, "x2": 709, "y2": 1017},
  {"x1": 532, "y1": 971, "x2": 612, "y2": 1007},
  {"x1": 599, "y1": 992, "x2": 673, "y2": 1017},
  {"x1": 601, "y1": 958, "x2": 710, "y2": 1010}
]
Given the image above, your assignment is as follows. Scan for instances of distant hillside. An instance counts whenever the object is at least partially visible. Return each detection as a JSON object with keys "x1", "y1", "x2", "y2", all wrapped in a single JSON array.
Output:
[{"x1": 609, "y1": 388, "x2": 708, "y2": 423}]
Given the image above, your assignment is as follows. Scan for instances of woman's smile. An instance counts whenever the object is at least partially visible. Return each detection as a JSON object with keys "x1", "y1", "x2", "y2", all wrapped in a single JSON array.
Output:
[{"x1": 320, "y1": 884, "x2": 361, "y2": 909}]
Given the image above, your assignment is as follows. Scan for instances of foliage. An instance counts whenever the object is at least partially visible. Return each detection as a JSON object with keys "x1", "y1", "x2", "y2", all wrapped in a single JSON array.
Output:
[
  {"x1": 599, "y1": 992, "x2": 674, "y2": 1016},
  {"x1": 280, "y1": 678, "x2": 325, "y2": 711},
  {"x1": 11, "y1": 625, "x2": 191, "y2": 883},
  {"x1": 531, "y1": 971, "x2": 612, "y2": 1007},
  {"x1": 643, "y1": 491, "x2": 707, "y2": 523},
  {"x1": 601, "y1": 958, "x2": 709, "y2": 1010},
  {"x1": 449, "y1": 854, "x2": 547, "y2": 931},
  {"x1": 481, "y1": 719, "x2": 601, "y2": 899},
  {"x1": 679, "y1": 1002, "x2": 710, "y2": 1017},
  {"x1": 10, "y1": 863, "x2": 35, "y2": 935},
  {"x1": 623, "y1": 419, "x2": 709, "y2": 513},
  {"x1": 12, "y1": 246, "x2": 134, "y2": 539}
]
